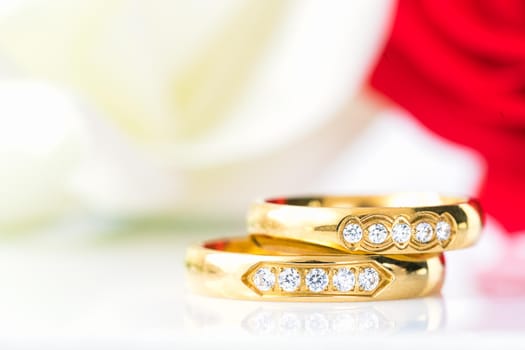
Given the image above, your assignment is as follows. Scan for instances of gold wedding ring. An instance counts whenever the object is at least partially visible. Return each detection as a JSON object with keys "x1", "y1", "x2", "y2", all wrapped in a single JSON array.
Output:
[
  {"x1": 185, "y1": 237, "x2": 444, "y2": 301},
  {"x1": 247, "y1": 194, "x2": 483, "y2": 254},
  {"x1": 186, "y1": 193, "x2": 482, "y2": 301}
]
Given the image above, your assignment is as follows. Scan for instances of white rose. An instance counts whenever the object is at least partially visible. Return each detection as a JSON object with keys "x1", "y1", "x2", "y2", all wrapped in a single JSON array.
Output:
[{"x1": 0, "y1": 0, "x2": 392, "y2": 219}]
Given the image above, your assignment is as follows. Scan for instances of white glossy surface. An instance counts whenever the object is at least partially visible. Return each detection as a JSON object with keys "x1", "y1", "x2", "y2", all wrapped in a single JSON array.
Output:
[{"x1": 0, "y1": 223, "x2": 523, "y2": 349}]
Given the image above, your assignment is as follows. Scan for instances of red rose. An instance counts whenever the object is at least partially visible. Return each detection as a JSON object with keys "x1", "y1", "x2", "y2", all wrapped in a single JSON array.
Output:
[{"x1": 370, "y1": 0, "x2": 525, "y2": 234}]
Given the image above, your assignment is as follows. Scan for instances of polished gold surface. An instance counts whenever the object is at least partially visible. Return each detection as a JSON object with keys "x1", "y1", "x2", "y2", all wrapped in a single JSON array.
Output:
[
  {"x1": 247, "y1": 193, "x2": 483, "y2": 254},
  {"x1": 185, "y1": 237, "x2": 444, "y2": 301}
]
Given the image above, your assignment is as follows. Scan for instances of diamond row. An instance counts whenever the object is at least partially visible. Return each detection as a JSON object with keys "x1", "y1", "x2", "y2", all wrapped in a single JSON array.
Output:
[
  {"x1": 342, "y1": 219, "x2": 451, "y2": 245},
  {"x1": 252, "y1": 266, "x2": 380, "y2": 293}
]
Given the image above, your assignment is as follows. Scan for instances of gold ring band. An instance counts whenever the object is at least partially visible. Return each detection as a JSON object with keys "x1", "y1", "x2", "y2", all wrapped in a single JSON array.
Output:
[
  {"x1": 185, "y1": 237, "x2": 444, "y2": 301},
  {"x1": 247, "y1": 193, "x2": 483, "y2": 254}
]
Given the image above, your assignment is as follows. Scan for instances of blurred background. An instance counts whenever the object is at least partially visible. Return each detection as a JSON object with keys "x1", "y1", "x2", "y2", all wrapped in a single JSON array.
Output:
[{"x1": 0, "y1": 0, "x2": 524, "y2": 347}]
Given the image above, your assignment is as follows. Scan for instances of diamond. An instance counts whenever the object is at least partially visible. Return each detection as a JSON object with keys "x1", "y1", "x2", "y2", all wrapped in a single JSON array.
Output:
[
  {"x1": 333, "y1": 267, "x2": 355, "y2": 292},
  {"x1": 415, "y1": 222, "x2": 433, "y2": 243},
  {"x1": 367, "y1": 223, "x2": 388, "y2": 244},
  {"x1": 392, "y1": 222, "x2": 411, "y2": 244},
  {"x1": 305, "y1": 268, "x2": 328, "y2": 292},
  {"x1": 358, "y1": 267, "x2": 380, "y2": 291},
  {"x1": 252, "y1": 267, "x2": 275, "y2": 291},
  {"x1": 343, "y1": 223, "x2": 362, "y2": 243},
  {"x1": 436, "y1": 220, "x2": 451, "y2": 241},
  {"x1": 279, "y1": 268, "x2": 301, "y2": 292}
]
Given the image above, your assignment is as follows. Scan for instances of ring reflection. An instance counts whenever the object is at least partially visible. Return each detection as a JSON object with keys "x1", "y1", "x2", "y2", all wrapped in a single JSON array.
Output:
[{"x1": 184, "y1": 295, "x2": 445, "y2": 336}]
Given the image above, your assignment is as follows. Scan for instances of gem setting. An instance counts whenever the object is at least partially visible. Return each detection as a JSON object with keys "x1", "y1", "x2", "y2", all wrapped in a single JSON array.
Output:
[
  {"x1": 342, "y1": 223, "x2": 363, "y2": 244},
  {"x1": 436, "y1": 220, "x2": 451, "y2": 241},
  {"x1": 333, "y1": 267, "x2": 356, "y2": 292},
  {"x1": 358, "y1": 267, "x2": 380, "y2": 291},
  {"x1": 279, "y1": 268, "x2": 301, "y2": 292},
  {"x1": 253, "y1": 267, "x2": 275, "y2": 291},
  {"x1": 306, "y1": 268, "x2": 329, "y2": 292},
  {"x1": 415, "y1": 222, "x2": 433, "y2": 243},
  {"x1": 367, "y1": 223, "x2": 388, "y2": 244},
  {"x1": 244, "y1": 262, "x2": 391, "y2": 297},
  {"x1": 339, "y1": 212, "x2": 455, "y2": 251},
  {"x1": 392, "y1": 222, "x2": 411, "y2": 244}
]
